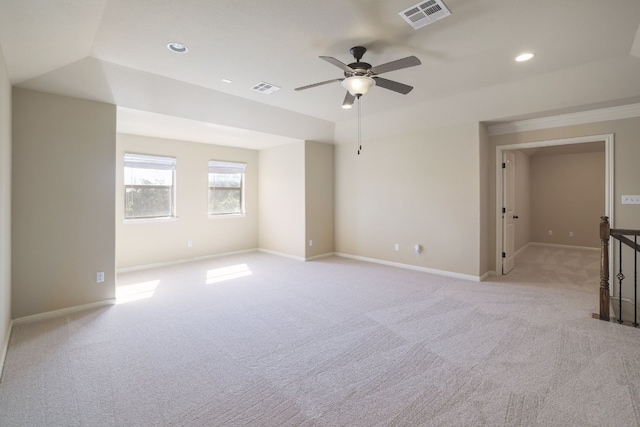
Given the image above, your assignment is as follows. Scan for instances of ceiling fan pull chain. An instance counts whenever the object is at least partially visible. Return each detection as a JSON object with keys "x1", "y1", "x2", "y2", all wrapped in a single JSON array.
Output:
[{"x1": 357, "y1": 96, "x2": 362, "y2": 155}]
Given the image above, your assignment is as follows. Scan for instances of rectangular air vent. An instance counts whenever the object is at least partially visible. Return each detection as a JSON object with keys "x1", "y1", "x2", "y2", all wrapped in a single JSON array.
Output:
[
  {"x1": 251, "y1": 82, "x2": 280, "y2": 94},
  {"x1": 399, "y1": 0, "x2": 451, "y2": 30}
]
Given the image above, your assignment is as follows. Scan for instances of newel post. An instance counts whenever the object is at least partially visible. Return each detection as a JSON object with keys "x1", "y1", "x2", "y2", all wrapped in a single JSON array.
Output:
[{"x1": 600, "y1": 216, "x2": 610, "y2": 321}]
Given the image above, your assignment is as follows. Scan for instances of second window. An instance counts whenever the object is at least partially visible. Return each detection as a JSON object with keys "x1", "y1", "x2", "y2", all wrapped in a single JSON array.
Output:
[{"x1": 208, "y1": 160, "x2": 246, "y2": 216}]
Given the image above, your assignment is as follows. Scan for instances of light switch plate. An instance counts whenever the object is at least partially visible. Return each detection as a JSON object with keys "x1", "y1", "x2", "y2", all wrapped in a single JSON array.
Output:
[{"x1": 622, "y1": 195, "x2": 640, "y2": 204}]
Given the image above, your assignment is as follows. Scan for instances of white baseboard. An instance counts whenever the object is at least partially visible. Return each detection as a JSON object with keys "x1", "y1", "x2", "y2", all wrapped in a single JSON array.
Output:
[
  {"x1": 258, "y1": 250, "x2": 335, "y2": 262},
  {"x1": 0, "y1": 319, "x2": 13, "y2": 382},
  {"x1": 12, "y1": 299, "x2": 116, "y2": 326},
  {"x1": 257, "y1": 248, "x2": 306, "y2": 262},
  {"x1": 334, "y1": 252, "x2": 483, "y2": 282},
  {"x1": 118, "y1": 248, "x2": 486, "y2": 282},
  {"x1": 515, "y1": 242, "x2": 532, "y2": 257},
  {"x1": 305, "y1": 252, "x2": 336, "y2": 261},
  {"x1": 117, "y1": 249, "x2": 259, "y2": 273},
  {"x1": 119, "y1": 249, "x2": 338, "y2": 273},
  {"x1": 529, "y1": 242, "x2": 599, "y2": 251},
  {"x1": 479, "y1": 271, "x2": 495, "y2": 281}
]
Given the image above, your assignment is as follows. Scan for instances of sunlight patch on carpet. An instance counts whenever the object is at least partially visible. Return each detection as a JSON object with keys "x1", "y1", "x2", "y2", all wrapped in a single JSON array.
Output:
[
  {"x1": 116, "y1": 280, "x2": 160, "y2": 304},
  {"x1": 206, "y1": 264, "x2": 252, "y2": 284}
]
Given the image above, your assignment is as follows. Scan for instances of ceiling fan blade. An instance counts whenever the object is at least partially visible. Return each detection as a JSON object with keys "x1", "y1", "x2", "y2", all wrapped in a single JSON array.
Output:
[
  {"x1": 320, "y1": 56, "x2": 355, "y2": 73},
  {"x1": 373, "y1": 77, "x2": 413, "y2": 95},
  {"x1": 342, "y1": 91, "x2": 355, "y2": 108},
  {"x1": 370, "y1": 56, "x2": 421, "y2": 75},
  {"x1": 295, "y1": 78, "x2": 343, "y2": 91}
]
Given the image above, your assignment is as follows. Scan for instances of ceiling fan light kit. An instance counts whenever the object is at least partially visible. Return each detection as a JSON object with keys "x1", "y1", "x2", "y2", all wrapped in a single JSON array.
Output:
[{"x1": 342, "y1": 76, "x2": 376, "y2": 97}]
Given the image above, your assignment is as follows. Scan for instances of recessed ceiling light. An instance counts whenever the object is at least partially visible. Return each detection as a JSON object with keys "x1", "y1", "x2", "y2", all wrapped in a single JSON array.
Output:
[
  {"x1": 221, "y1": 78, "x2": 232, "y2": 83},
  {"x1": 167, "y1": 42, "x2": 188, "y2": 53},
  {"x1": 515, "y1": 53, "x2": 534, "y2": 62}
]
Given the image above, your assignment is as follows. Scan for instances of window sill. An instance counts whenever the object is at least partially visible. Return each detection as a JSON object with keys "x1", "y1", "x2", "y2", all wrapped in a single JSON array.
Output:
[
  {"x1": 208, "y1": 213, "x2": 246, "y2": 220},
  {"x1": 122, "y1": 217, "x2": 178, "y2": 224}
]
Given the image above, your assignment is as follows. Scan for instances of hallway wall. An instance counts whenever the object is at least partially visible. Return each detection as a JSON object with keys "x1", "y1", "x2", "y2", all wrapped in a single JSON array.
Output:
[{"x1": 530, "y1": 150, "x2": 605, "y2": 248}]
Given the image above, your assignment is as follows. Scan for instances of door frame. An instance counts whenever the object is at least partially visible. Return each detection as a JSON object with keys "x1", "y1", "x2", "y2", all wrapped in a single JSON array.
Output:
[
  {"x1": 502, "y1": 151, "x2": 516, "y2": 274},
  {"x1": 494, "y1": 133, "x2": 614, "y2": 275}
]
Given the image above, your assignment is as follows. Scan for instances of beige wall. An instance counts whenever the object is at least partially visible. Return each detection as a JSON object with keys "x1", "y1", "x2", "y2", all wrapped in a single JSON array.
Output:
[
  {"x1": 0, "y1": 46, "x2": 11, "y2": 357},
  {"x1": 514, "y1": 150, "x2": 531, "y2": 251},
  {"x1": 489, "y1": 117, "x2": 640, "y2": 268},
  {"x1": 116, "y1": 134, "x2": 259, "y2": 269},
  {"x1": 259, "y1": 142, "x2": 306, "y2": 258},
  {"x1": 12, "y1": 88, "x2": 116, "y2": 318},
  {"x1": 479, "y1": 123, "x2": 490, "y2": 275},
  {"x1": 305, "y1": 141, "x2": 334, "y2": 258},
  {"x1": 335, "y1": 122, "x2": 482, "y2": 278},
  {"x1": 530, "y1": 151, "x2": 604, "y2": 248}
]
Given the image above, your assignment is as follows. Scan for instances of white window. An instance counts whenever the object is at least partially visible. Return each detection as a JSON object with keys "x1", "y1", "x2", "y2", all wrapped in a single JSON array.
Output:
[
  {"x1": 208, "y1": 160, "x2": 246, "y2": 216},
  {"x1": 124, "y1": 153, "x2": 176, "y2": 219}
]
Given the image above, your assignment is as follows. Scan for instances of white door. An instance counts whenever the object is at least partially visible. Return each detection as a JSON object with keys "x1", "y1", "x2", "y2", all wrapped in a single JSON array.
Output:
[{"x1": 502, "y1": 151, "x2": 516, "y2": 274}]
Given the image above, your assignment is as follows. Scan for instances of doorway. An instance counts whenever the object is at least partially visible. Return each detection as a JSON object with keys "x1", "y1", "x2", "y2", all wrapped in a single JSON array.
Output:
[{"x1": 495, "y1": 134, "x2": 614, "y2": 275}]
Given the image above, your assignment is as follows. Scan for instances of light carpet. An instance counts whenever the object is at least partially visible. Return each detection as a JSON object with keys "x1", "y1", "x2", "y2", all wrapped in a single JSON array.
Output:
[{"x1": 1, "y1": 245, "x2": 639, "y2": 426}]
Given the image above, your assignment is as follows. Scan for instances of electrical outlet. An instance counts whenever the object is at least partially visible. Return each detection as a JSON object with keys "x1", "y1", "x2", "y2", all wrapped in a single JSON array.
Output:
[
  {"x1": 187, "y1": 240, "x2": 193, "y2": 248},
  {"x1": 569, "y1": 231, "x2": 574, "y2": 237},
  {"x1": 309, "y1": 240, "x2": 313, "y2": 247},
  {"x1": 96, "y1": 272, "x2": 104, "y2": 283},
  {"x1": 394, "y1": 243, "x2": 399, "y2": 251},
  {"x1": 548, "y1": 230, "x2": 553, "y2": 236}
]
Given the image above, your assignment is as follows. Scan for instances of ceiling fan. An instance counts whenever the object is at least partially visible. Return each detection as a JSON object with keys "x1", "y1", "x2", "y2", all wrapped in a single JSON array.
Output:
[{"x1": 295, "y1": 46, "x2": 421, "y2": 108}]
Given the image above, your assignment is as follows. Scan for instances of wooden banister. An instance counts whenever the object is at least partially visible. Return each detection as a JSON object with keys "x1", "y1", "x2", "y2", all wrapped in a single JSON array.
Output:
[
  {"x1": 598, "y1": 216, "x2": 640, "y2": 324},
  {"x1": 600, "y1": 216, "x2": 610, "y2": 321},
  {"x1": 611, "y1": 229, "x2": 640, "y2": 236},
  {"x1": 611, "y1": 235, "x2": 640, "y2": 253}
]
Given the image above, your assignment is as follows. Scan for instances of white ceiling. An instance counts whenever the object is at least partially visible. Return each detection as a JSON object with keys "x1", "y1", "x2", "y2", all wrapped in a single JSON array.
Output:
[{"x1": 1, "y1": 0, "x2": 640, "y2": 148}]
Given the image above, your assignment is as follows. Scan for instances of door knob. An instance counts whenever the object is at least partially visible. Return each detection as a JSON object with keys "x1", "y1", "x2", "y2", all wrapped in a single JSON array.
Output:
[{"x1": 513, "y1": 215, "x2": 519, "y2": 219}]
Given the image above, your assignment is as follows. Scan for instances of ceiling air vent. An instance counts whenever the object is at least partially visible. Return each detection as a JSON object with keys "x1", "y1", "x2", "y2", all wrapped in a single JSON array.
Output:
[
  {"x1": 251, "y1": 82, "x2": 280, "y2": 94},
  {"x1": 399, "y1": 0, "x2": 451, "y2": 30}
]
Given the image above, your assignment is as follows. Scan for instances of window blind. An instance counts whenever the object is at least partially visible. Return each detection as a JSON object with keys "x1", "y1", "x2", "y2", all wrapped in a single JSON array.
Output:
[
  {"x1": 125, "y1": 153, "x2": 176, "y2": 170},
  {"x1": 208, "y1": 160, "x2": 246, "y2": 174}
]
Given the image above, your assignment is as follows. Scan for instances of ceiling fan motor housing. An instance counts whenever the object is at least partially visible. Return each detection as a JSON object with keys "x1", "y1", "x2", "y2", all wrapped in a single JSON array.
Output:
[
  {"x1": 346, "y1": 46, "x2": 372, "y2": 77},
  {"x1": 345, "y1": 62, "x2": 372, "y2": 77}
]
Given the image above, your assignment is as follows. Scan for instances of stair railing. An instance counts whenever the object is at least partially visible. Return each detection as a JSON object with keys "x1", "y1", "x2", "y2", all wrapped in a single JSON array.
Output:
[{"x1": 598, "y1": 216, "x2": 640, "y2": 325}]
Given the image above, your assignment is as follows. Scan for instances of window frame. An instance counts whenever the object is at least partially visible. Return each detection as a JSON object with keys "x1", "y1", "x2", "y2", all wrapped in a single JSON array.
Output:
[
  {"x1": 124, "y1": 153, "x2": 177, "y2": 221},
  {"x1": 208, "y1": 160, "x2": 246, "y2": 217}
]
